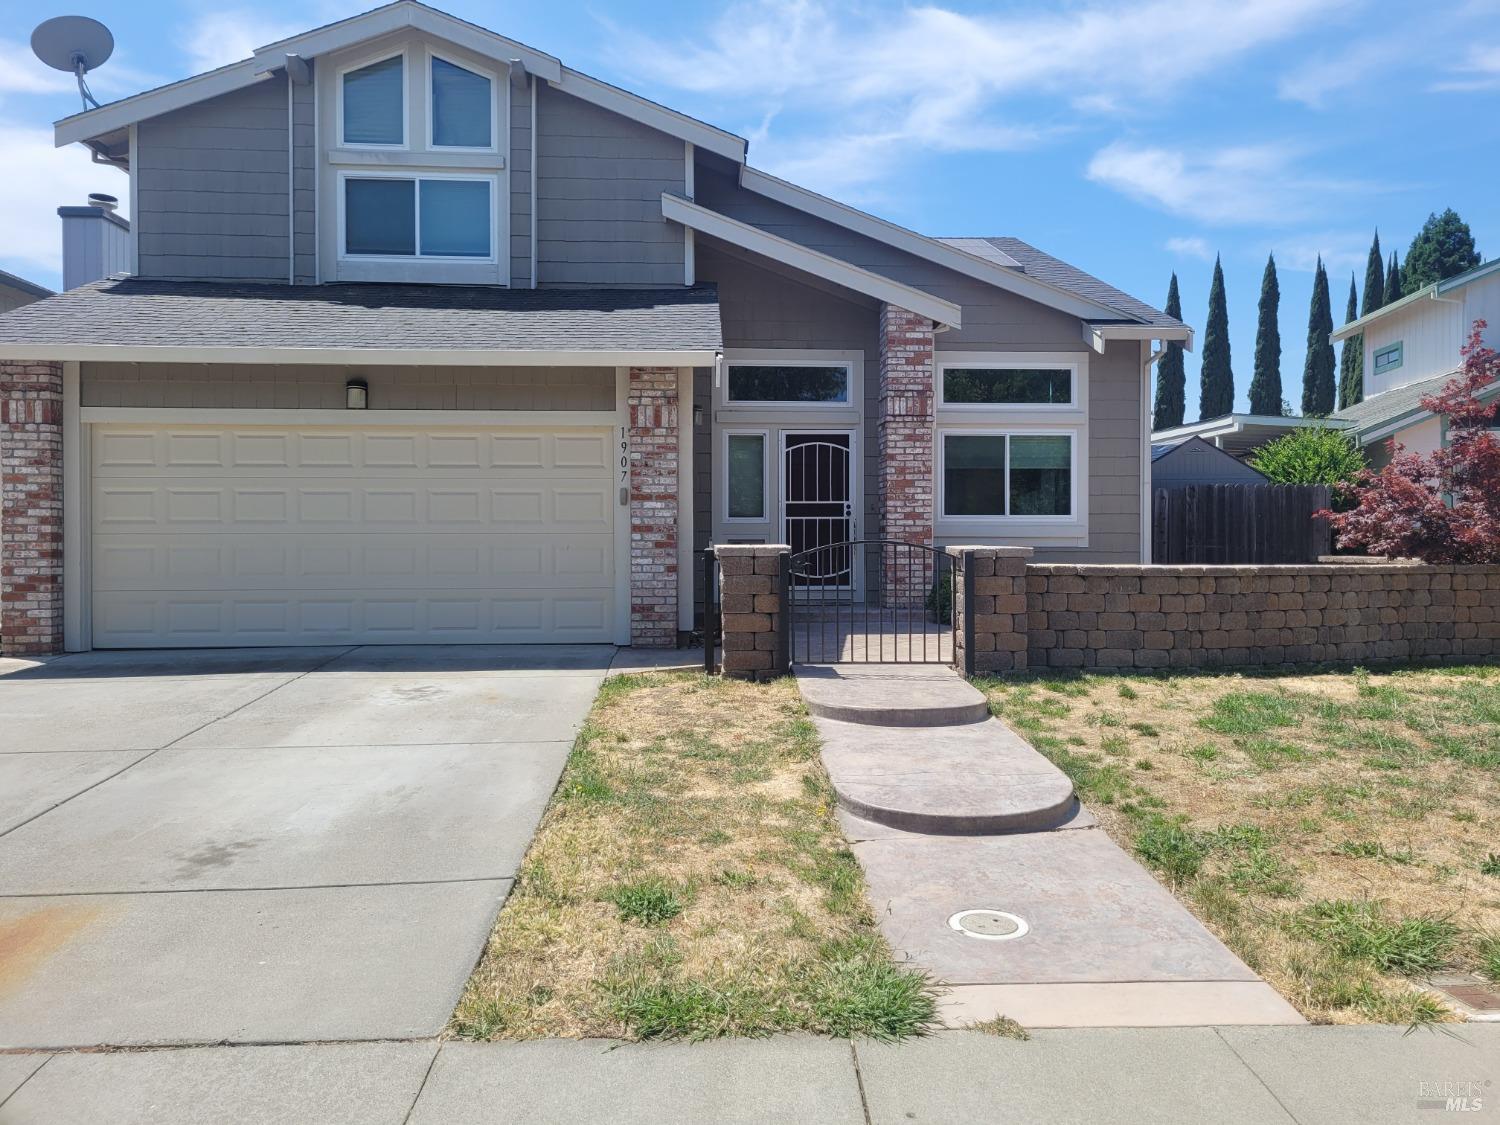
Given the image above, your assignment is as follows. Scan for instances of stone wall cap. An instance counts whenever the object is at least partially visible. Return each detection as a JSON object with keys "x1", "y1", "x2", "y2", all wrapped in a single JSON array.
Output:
[
  {"x1": 945, "y1": 545, "x2": 1036, "y2": 559},
  {"x1": 714, "y1": 544, "x2": 791, "y2": 557}
]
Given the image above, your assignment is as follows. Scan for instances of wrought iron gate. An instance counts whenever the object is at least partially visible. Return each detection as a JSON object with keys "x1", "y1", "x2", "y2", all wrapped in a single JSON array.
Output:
[{"x1": 787, "y1": 539, "x2": 955, "y2": 665}]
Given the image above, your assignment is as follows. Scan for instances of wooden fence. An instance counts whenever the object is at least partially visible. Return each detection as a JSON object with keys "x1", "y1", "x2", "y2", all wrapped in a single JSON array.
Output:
[{"x1": 1151, "y1": 483, "x2": 1333, "y2": 565}]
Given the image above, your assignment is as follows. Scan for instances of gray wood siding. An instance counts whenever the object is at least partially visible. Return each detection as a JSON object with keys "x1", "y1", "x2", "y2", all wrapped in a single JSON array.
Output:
[
  {"x1": 136, "y1": 79, "x2": 291, "y2": 283},
  {"x1": 534, "y1": 83, "x2": 684, "y2": 287},
  {"x1": 1063, "y1": 340, "x2": 1142, "y2": 563},
  {"x1": 292, "y1": 72, "x2": 316, "y2": 285},
  {"x1": 510, "y1": 76, "x2": 534, "y2": 287},
  {"x1": 81, "y1": 363, "x2": 615, "y2": 411}
]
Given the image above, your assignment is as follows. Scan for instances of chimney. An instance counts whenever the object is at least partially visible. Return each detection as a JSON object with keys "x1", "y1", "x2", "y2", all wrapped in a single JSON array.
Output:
[{"x1": 58, "y1": 192, "x2": 130, "y2": 290}]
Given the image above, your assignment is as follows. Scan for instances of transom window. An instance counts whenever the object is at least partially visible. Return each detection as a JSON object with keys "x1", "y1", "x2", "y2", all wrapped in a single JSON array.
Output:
[
  {"x1": 430, "y1": 56, "x2": 492, "y2": 148},
  {"x1": 1373, "y1": 342, "x2": 1403, "y2": 375},
  {"x1": 942, "y1": 432, "x2": 1073, "y2": 518},
  {"x1": 343, "y1": 176, "x2": 493, "y2": 259},
  {"x1": 726, "y1": 364, "x2": 850, "y2": 404},
  {"x1": 941, "y1": 365, "x2": 1074, "y2": 406},
  {"x1": 725, "y1": 432, "x2": 768, "y2": 521},
  {"x1": 342, "y1": 55, "x2": 405, "y2": 146}
]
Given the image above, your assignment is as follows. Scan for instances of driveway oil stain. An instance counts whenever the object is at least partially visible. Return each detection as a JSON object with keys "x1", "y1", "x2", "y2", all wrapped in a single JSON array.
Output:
[
  {"x1": 0, "y1": 903, "x2": 107, "y2": 995},
  {"x1": 385, "y1": 685, "x2": 446, "y2": 704},
  {"x1": 172, "y1": 839, "x2": 261, "y2": 879}
]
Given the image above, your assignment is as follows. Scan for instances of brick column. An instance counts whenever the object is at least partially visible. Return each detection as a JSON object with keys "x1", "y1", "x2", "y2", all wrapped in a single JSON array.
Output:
[
  {"x1": 628, "y1": 367, "x2": 679, "y2": 647},
  {"x1": 878, "y1": 304, "x2": 935, "y2": 607},
  {"x1": 2, "y1": 361, "x2": 64, "y2": 657},
  {"x1": 713, "y1": 545, "x2": 789, "y2": 680},
  {"x1": 948, "y1": 546, "x2": 1033, "y2": 674}
]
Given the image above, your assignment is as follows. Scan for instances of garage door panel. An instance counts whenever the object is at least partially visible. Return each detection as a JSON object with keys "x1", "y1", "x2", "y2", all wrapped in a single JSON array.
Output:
[{"x1": 91, "y1": 424, "x2": 618, "y2": 647}]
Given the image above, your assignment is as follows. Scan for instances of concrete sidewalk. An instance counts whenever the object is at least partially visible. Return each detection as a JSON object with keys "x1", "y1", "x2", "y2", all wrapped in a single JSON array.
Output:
[{"x1": 2, "y1": 1026, "x2": 1496, "y2": 1124}]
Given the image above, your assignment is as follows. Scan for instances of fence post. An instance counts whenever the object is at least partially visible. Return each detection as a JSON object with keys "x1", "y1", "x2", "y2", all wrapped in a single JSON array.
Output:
[
  {"x1": 702, "y1": 549, "x2": 717, "y2": 675},
  {"x1": 775, "y1": 551, "x2": 792, "y2": 676},
  {"x1": 962, "y1": 550, "x2": 976, "y2": 677}
]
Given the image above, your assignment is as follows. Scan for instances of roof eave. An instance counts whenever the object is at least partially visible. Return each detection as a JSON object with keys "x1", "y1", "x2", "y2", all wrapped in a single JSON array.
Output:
[{"x1": 0, "y1": 342, "x2": 721, "y2": 366}]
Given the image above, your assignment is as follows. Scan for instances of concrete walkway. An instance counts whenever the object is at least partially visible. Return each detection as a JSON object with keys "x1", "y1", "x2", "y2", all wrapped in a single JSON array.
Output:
[
  {"x1": 795, "y1": 663, "x2": 1303, "y2": 1028},
  {"x1": 0, "y1": 645, "x2": 612, "y2": 1049},
  {"x1": 2, "y1": 1025, "x2": 1495, "y2": 1123}
]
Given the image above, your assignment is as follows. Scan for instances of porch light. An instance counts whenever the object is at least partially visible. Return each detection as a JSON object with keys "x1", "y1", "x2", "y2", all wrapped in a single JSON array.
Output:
[{"x1": 346, "y1": 378, "x2": 368, "y2": 410}]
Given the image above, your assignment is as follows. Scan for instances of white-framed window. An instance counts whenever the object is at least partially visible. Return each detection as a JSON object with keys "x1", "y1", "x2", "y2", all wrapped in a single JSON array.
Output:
[
  {"x1": 939, "y1": 430, "x2": 1077, "y2": 520},
  {"x1": 339, "y1": 171, "x2": 495, "y2": 261},
  {"x1": 938, "y1": 358, "x2": 1081, "y2": 409},
  {"x1": 724, "y1": 360, "x2": 853, "y2": 406},
  {"x1": 1373, "y1": 341, "x2": 1403, "y2": 375},
  {"x1": 428, "y1": 51, "x2": 496, "y2": 151},
  {"x1": 723, "y1": 429, "x2": 769, "y2": 522},
  {"x1": 339, "y1": 52, "x2": 406, "y2": 148}
]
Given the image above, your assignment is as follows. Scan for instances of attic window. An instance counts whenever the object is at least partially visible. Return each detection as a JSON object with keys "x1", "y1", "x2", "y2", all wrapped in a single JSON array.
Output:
[
  {"x1": 1373, "y1": 341, "x2": 1403, "y2": 375},
  {"x1": 342, "y1": 55, "x2": 405, "y2": 146},
  {"x1": 431, "y1": 56, "x2": 492, "y2": 148}
]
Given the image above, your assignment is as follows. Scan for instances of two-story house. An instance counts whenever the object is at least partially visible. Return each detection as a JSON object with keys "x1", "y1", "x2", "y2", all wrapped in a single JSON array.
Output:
[{"x1": 0, "y1": 1, "x2": 1191, "y2": 656}]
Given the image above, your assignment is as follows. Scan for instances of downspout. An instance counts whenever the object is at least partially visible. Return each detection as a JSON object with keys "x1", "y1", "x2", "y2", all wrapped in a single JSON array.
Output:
[
  {"x1": 287, "y1": 68, "x2": 295, "y2": 285},
  {"x1": 530, "y1": 73, "x2": 538, "y2": 288}
]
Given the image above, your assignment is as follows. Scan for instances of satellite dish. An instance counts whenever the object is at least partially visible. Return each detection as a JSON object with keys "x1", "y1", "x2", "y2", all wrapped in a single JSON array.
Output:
[{"x1": 31, "y1": 16, "x2": 115, "y2": 111}]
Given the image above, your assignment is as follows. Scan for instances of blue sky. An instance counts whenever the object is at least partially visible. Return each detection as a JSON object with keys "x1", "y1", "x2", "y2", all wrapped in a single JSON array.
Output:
[{"x1": 1, "y1": 0, "x2": 1497, "y2": 417}]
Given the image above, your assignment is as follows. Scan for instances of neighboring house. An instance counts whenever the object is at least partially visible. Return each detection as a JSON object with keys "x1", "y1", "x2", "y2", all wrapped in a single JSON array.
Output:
[
  {"x1": 0, "y1": 269, "x2": 53, "y2": 314},
  {"x1": 1159, "y1": 258, "x2": 1500, "y2": 466},
  {"x1": 0, "y1": 0, "x2": 1190, "y2": 655},
  {"x1": 1150, "y1": 437, "x2": 1266, "y2": 488}
]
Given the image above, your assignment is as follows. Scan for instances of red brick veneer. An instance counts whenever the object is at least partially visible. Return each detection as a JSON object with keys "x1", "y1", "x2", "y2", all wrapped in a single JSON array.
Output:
[
  {"x1": 628, "y1": 367, "x2": 679, "y2": 647},
  {"x1": 1, "y1": 360, "x2": 64, "y2": 656}
]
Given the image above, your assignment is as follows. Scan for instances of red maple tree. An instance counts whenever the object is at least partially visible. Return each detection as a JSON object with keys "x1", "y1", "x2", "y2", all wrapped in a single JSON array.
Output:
[{"x1": 1329, "y1": 321, "x2": 1500, "y2": 563}]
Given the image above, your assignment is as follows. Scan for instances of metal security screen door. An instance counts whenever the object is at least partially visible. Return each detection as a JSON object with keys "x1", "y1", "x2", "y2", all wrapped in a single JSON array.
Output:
[{"x1": 782, "y1": 432, "x2": 855, "y2": 590}]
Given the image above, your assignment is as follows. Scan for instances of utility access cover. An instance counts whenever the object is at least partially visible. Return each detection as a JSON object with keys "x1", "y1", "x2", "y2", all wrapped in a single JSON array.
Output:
[{"x1": 948, "y1": 909, "x2": 1029, "y2": 941}]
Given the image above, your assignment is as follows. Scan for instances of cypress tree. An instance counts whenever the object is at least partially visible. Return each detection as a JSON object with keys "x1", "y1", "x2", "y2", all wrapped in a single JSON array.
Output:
[
  {"x1": 1386, "y1": 251, "x2": 1403, "y2": 303},
  {"x1": 1361, "y1": 230, "x2": 1384, "y2": 316},
  {"x1": 1338, "y1": 274, "x2": 1362, "y2": 409},
  {"x1": 1301, "y1": 257, "x2": 1336, "y2": 416},
  {"x1": 1404, "y1": 208, "x2": 1480, "y2": 289},
  {"x1": 1199, "y1": 255, "x2": 1234, "y2": 420},
  {"x1": 1152, "y1": 273, "x2": 1186, "y2": 430},
  {"x1": 1248, "y1": 253, "x2": 1282, "y2": 415}
]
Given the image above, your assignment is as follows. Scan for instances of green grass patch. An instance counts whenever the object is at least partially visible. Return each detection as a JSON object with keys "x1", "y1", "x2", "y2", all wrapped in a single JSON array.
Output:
[
  {"x1": 1199, "y1": 691, "x2": 1305, "y2": 735},
  {"x1": 1289, "y1": 900, "x2": 1460, "y2": 976}
]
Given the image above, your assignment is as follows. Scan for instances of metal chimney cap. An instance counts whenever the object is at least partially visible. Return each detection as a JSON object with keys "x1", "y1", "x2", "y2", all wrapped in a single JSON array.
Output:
[{"x1": 87, "y1": 193, "x2": 118, "y2": 212}]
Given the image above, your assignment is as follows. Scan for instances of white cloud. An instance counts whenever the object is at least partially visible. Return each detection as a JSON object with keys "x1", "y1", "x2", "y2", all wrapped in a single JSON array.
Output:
[
  {"x1": 0, "y1": 126, "x2": 127, "y2": 279},
  {"x1": 1277, "y1": 231, "x2": 1380, "y2": 276},
  {"x1": 1087, "y1": 141, "x2": 1371, "y2": 226},
  {"x1": 0, "y1": 39, "x2": 75, "y2": 96},
  {"x1": 614, "y1": 0, "x2": 1352, "y2": 195},
  {"x1": 177, "y1": 11, "x2": 304, "y2": 73},
  {"x1": 1165, "y1": 236, "x2": 1214, "y2": 261},
  {"x1": 1277, "y1": 38, "x2": 1405, "y2": 107},
  {"x1": 1430, "y1": 44, "x2": 1500, "y2": 91}
]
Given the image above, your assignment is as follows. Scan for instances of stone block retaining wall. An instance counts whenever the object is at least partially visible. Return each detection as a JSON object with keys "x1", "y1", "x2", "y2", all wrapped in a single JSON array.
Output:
[{"x1": 714, "y1": 545, "x2": 790, "y2": 680}]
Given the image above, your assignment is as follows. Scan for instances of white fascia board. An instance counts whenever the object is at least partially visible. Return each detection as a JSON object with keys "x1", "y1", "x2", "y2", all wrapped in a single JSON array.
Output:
[
  {"x1": 55, "y1": 60, "x2": 273, "y2": 146},
  {"x1": 663, "y1": 193, "x2": 961, "y2": 328},
  {"x1": 1151, "y1": 413, "x2": 1350, "y2": 444},
  {"x1": 552, "y1": 69, "x2": 746, "y2": 163},
  {"x1": 252, "y1": 2, "x2": 563, "y2": 83},
  {"x1": 0, "y1": 344, "x2": 718, "y2": 367},
  {"x1": 1088, "y1": 323, "x2": 1195, "y2": 349},
  {"x1": 81, "y1": 407, "x2": 620, "y2": 428},
  {"x1": 738, "y1": 165, "x2": 1133, "y2": 323}
]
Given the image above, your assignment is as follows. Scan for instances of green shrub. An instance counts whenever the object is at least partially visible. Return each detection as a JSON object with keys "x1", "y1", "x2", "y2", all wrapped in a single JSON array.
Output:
[{"x1": 1247, "y1": 426, "x2": 1366, "y2": 502}]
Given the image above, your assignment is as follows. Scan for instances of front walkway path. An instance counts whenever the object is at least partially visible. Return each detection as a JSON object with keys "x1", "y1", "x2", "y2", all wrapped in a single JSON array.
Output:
[
  {"x1": 795, "y1": 663, "x2": 1303, "y2": 1028},
  {"x1": 2, "y1": 1026, "x2": 1495, "y2": 1123},
  {"x1": 0, "y1": 645, "x2": 612, "y2": 1049}
]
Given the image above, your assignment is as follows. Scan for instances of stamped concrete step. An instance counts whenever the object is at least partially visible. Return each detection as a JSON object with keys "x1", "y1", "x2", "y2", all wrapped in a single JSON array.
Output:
[
  {"x1": 794, "y1": 665, "x2": 989, "y2": 727},
  {"x1": 813, "y1": 716, "x2": 1078, "y2": 835}
]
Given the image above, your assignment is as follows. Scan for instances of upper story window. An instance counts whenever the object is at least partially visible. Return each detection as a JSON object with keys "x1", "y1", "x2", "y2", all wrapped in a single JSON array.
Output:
[
  {"x1": 342, "y1": 174, "x2": 493, "y2": 260},
  {"x1": 940, "y1": 363, "x2": 1076, "y2": 407},
  {"x1": 726, "y1": 363, "x2": 851, "y2": 405},
  {"x1": 430, "y1": 56, "x2": 492, "y2": 148},
  {"x1": 341, "y1": 54, "x2": 405, "y2": 147},
  {"x1": 1373, "y1": 341, "x2": 1404, "y2": 375}
]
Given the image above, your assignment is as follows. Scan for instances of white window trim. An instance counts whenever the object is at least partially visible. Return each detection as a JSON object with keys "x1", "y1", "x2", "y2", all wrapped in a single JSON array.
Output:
[
  {"x1": 336, "y1": 49, "x2": 408, "y2": 150},
  {"x1": 426, "y1": 48, "x2": 499, "y2": 153},
  {"x1": 718, "y1": 350, "x2": 863, "y2": 411},
  {"x1": 722, "y1": 428, "x2": 770, "y2": 524},
  {"x1": 336, "y1": 169, "x2": 499, "y2": 264},
  {"x1": 938, "y1": 428, "x2": 1080, "y2": 524},
  {"x1": 1373, "y1": 341, "x2": 1404, "y2": 374},
  {"x1": 936, "y1": 350, "x2": 1088, "y2": 414}
]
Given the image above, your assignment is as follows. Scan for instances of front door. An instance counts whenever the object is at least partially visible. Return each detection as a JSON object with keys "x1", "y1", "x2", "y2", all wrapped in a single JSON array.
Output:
[{"x1": 782, "y1": 432, "x2": 855, "y2": 591}]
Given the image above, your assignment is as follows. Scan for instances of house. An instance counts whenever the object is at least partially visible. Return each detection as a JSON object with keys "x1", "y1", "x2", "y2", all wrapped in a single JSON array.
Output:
[
  {"x1": 1328, "y1": 257, "x2": 1500, "y2": 467},
  {"x1": 1158, "y1": 257, "x2": 1500, "y2": 465},
  {"x1": 0, "y1": 0, "x2": 1190, "y2": 656},
  {"x1": 1150, "y1": 436, "x2": 1266, "y2": 488},
  {"x1": 0, "y1": 269, "x2": 52, "y2": 314}
]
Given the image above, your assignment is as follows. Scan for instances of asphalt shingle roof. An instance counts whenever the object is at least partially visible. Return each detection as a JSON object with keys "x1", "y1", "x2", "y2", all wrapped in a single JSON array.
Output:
[
  {"x1": 937, "y1": 236, "x2": 1185, "y2": 329},
  {"x1": 0, "y1": 277, "x2": 723, "y2": 353},
  {"x1": 1330, "y1": 371, "x2": 1460, "y2": 434}
]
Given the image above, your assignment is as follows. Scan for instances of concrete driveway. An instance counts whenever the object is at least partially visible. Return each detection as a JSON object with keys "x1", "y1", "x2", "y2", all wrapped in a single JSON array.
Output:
[{"x1": 0, "y1": 644, "x2": 613, "y2": 1049}]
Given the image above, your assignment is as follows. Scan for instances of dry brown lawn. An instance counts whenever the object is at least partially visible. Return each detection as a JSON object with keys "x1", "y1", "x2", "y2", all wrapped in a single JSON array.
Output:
[
  {"x1": 451, "y1": 671, "x2": 936, "y2": 1041},
  {"x1": 977, "y1": 663, "x2": 1500, "y2": 1025}
]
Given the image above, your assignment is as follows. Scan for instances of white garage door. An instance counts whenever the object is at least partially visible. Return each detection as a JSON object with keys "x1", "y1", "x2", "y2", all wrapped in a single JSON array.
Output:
[{"x1": 90, "y1": 425, "x2": 618, "y2": 647}]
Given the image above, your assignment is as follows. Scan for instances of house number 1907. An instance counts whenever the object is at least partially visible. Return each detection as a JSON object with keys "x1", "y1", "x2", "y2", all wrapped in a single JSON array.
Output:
[{"x1": 619, "y1": 427, "x2": 629, "y2": 481}]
